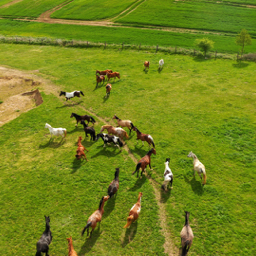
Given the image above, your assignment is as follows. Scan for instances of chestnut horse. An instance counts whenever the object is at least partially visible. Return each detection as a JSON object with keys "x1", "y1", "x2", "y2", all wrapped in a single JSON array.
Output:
[
  {"x1": 112, "y1": 114, "x2": 134, "y2": 135},
  {"x1": 133, "y1": 148, "x2": 156, "y2": 177},
  {"x1": 106, "y1": 72, "x2": 120, "y2": 81},
  {"x1": 96, "y1": 69, "x2": 112, "y2": 75},
  {"x1": 100, "y1": 125, "x2": 129, "y2": 140},
  {"x1": 133, "y1": 126, "x2": 155, "y2": 148},
  {"x1": 66, "y1": 237, "x2": 78, "y2": 256},
  {"x1": 144, "y1": 61, "x2": 150, "y2": 71},
  {"x1": 75, "y1": 136, "x2": 88, "y2": 161},
  {"x1": 105, "y1": 83, "x2": 112, "y2": 98},
  {"x1": 96, "y1": 74, "x2": 105, "y2": 87}
]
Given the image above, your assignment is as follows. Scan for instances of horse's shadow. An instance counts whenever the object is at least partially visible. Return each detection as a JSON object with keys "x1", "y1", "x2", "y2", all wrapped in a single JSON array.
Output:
[
  {"x1": 67, "y1": 127, "x2": 84, "y2": 135},
  {"x1": 93, "y1": 82, "x2": 105, "y2": 91},
  {"x1": 130, "y1": 145, "x2": 148, "y2": 156},
  {"x1": 232, "y1": 62, "x2": 249, "y2": 68},
  {"x1": 90, "y1": 145, "x2": 121, "y2": 159},
  {"x1": 158, "y1": 67, "x2": 163, "y2": 73},
  {"x1": 103, "y1": 195, "x2": 116, "y2": 219},
  {"x1": 71, "y1": 158, "x2": 87, "y2": 174},
  {"x1": 102, "y1": 95, "x2": 110, "y2": 103},
  {"x1": 122, "y1": 221, "x2": 138, "y2": 247},
  {"x1": 128, "y1": 175, "x2": 147, "y2": 191},
  {"x1": 143, "y1": 68, "x2": 149, "y2": 74},
  {"x1": 160, "y1": 188, "x2": 172, "y2": 203},
  {"x1": 56, "y1": 100, "x2": 83, "y2": 108},
  {"x1": 184, "y1": 174, "x2": 204, "y2": 195},
  {"x1": 39, "y1": 138, "x2": 65, "y2": 148},
  {"x1": 78, "y1": 227, "x2": 101, "y2": 255}
]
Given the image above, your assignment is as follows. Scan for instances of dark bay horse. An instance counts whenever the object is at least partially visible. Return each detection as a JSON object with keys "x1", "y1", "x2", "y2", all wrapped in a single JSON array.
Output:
[
  {"x1": 81, "y1": 120, "x2": 96, "y2": 141},
  {"x1": 70, "y1": 113, "x2": 96, "y2": 127},
  {"x1": 133, "y1": 148, "x2": 156, "y2": 177},
  {"x1": 59, "y1": 91, "x2": 84, "y2": 101}
]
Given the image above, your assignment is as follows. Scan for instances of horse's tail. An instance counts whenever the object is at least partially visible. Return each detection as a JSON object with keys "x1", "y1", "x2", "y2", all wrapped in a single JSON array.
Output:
[
  {"x1": 93, "y1": 132, "x2": 96, "y2": 141},
  {"x1": 64, "y1": 129, "x2": 67, "y2": 138},
  {"x1": 182, "y1": 240, "x2": 190, "y2": 256},
  {"x1": 133, "y1": 162, "x2": 141, "y2": 175},
  {"x1": 148, "y1": 135, "x2": 155, "y2": 148},
  {"x1": 118, "y1": 138, "x2": 124, "y2": 147},
  {"x1": 80, "y1": 91, "x2": 84, "y2": 96},
  {"x1": 35, "y1": 251, "x2": 41, "y2": 256},
  {"x1": 90, "y1": 116, "x2": 96, "y2": 124},
  {"x1": 125, "y1": 131, "x2": 129, "y2": 139},
  {"x1": 203, "y1": 172, "x2": 207, "y2": 185},
  {"x1": 130, "y1": 122, "x2": 134, "y2": 129},
  {"x1": 81, "y1": 222, "x2": 92, "y2": 236}
]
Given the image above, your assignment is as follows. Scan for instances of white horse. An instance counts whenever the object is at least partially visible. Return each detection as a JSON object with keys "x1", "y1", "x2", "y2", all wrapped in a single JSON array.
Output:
[
  {"x1": 159, "y1": 59, "x2": 164, "y2": 69},
  {"x1": 161, "y1": 158, "x2": 173, "y2": 191},
  {"x1": 187, "y1": 151, "x2": 206, "y2": 185},
  {"x1": 45, "y1": 123, "x2": 67, "y2": 139}
]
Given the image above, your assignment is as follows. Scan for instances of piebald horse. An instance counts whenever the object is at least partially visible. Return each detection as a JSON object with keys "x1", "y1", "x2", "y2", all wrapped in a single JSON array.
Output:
[
  {"x1": 161, "y1": 158, "x2": 173, "y2": 192},
  {"x1": 59, "y1": 91, "x2": 84, "y2": 101},
  {"x1": 100, "y1": 125, "x2": 129, "y2": 140}
]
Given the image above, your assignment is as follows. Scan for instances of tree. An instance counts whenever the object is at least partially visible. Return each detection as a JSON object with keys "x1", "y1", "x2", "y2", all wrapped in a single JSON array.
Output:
[
  {"x1": 236, "y1": 29, "x2": 252, "y2": 56},
  {"x1": 195, "y1": 38, "x2": 214, "y2": 57}
]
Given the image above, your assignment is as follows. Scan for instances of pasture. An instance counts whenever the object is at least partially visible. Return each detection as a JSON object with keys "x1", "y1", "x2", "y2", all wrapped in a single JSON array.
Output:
[{"x1": 0, "y1": 44, "x2": 256, "y2": 256}]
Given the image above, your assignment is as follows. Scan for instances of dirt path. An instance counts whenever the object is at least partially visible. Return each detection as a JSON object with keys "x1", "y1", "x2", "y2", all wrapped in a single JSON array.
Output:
[{"x1": 0, "y1": 0, "x2": 22, "y2": 9}]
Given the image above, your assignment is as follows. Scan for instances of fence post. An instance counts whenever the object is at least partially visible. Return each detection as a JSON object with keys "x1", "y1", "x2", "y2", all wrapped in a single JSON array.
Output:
[
  {"x1": 156, "y1": 44, "x2": 158, "y2": 52},
  {"x1": 194, "y1": 49, "x2": 196, "y2": 55},
  {"x1": 215, "y1": 50, "x2": 217, "y2": 59},
  {"x1": 175, "y1": 46, "x2": 177, "y2": 53},
  {"x1": 237, "y1": 52, "x2": 239, "y2": 61},
  {"x1": 104, "y1": 41, "x2": 106, "y2": 49},
  {"x1": 87, "y1": 41, "x2": 89, "y2": 47},
  {"x1": 139, "y1": 43, "x2": 141, "y2": 50},
  {"x1": 122, "y1": 42, "x2": 124, "y2": 50}
]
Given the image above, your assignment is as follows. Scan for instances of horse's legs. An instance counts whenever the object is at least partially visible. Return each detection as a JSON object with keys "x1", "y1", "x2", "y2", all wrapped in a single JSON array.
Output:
[{"x1": 149, "y1": 162, "x2": 152, "y2": 170}]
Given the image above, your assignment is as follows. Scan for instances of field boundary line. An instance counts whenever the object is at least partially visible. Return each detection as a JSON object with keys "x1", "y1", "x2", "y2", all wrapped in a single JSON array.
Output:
[{"x1": 0, "y1": 0, "x2": 22, "y2": 9}]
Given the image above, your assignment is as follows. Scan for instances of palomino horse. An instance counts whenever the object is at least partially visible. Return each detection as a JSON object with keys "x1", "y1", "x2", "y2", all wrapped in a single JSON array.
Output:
[
  {"x1": 161, "y1": 158, "x2": 173, "y2": 192},
  {"x1": 124, "y1": 192, "x2": 142, "y2": 228},
  {"x1": 187, "y1": 151, "x2": 206, "y2": 185},
  {"x1": 180, "y1": 211, "x2": 194, "y2": 256},
  {"x1": 96, "y1": 74, "x2": 105, "y2": 87},
  {"x1": 81, "y1": 195, "x2": 110, "y2": 238},
  {"x1": 45, "y1": 123, "x2": 66, "y2": 140},
  {"x1": 59, "y1": 91, "x2": 84, "y2": 101},
  {"x1": 70, "y1": 113, "x2": 96, "y2": 126},
  {"x1": 81, "y1": 120, "x2": 96, "y2": 141},
  {"x1": 96, "y1": 133, "x2": 123, "y2": 150},
  {"x1": 105, "y1": 83, "x2": 112, "y2": 98},
  {"x1": 108, "y1": 168, "x2": 120, "y2": 198},
  {"x1": 66, "y1": 236, "x2": 78, "y2": 256},
  {"x1": 35, "y1": 216, "x2": 52, "y2": 256},
  {"x1": 75, "y1": 136, "x2": 89, "y2": 161},
  {"x1": 144, "y1": 61, "x2": 150, "y2": 71},
  {"x1": 132, "y1": 126, "x2": 155, "y2": 148},
  {"x1": 96, "y1": 69, "x2": 112, "y2": 75},
  {"x1": 112, "y1": 114, "x2": 134, "y2": 135},
  {"x1": 133, "y1": 148, "x2": 156, "y2": 177},
  {"x1": 106, "y1": 72, "x2": 120, "y2": 81},
  {"x1": 100, "y1": 125, "x2": 129, "y2": 140}
]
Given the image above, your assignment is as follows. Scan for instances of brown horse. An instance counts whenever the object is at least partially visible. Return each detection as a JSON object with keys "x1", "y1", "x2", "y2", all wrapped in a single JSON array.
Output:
[
  {"x1": 133, "y1": 126, "x2": 155, "y2": 148},
  {"x1": 133, "y1": 148, "x2": 156, "y2": 177},
  {"x1": 96, "y1": 69, "x2": 112, "y2": 75},
  {"x1": 75, "y1": 136, "x2": 88, "y2": 161},
  {"x1": 144, "y1": 61, "x2": 150, "y2": 71},
  {"x1": 105, "y1": 83, "x2": 112, "y2": 98},
  {"x1": 113, "y1": 114, "x2": 134, "y2": 135},
  {"x1": 81, "y1": 195, "x2": 109, "y2": 238},
  {"x1": 96, "y1": 74, "x2": 105, "y2": 87},
  {"x1": 100, "y1": 125, "x2": 129, "y2": 140},
  {"x1": 106, "y1": 72, "x2": 120, "y2": 81},
  {"x1": 66, "y1": 237, "x2": 78, "y2": 256},
  {"x1": 70, "y1": 113, "x2": 96, "y2": 126}
]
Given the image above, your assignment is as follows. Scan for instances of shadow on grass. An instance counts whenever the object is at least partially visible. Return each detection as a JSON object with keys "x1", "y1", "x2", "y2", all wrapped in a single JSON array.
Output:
[
  {"x1": 193, "y1": 56, "x2": 209, "y2": 62},
  {"x1": 128, "y1": 175, "x2": 147, "y2": 191},
  {"x1": 78, "y1": 227, "x2": 101, "y2": 255},
  {"x1": 93, "y1": 82, "x2": 104, "y2": 91},
  {"x1": 103, "y1": 195, "x2": 116, "y2": 219},
  {"x1": 122, "y1": 221, "x2": 138, "y2": 248},
  {"x1": 232, "y1": 62, "x2": 249, "y2": 68},
  {"x1": 56, "y1": 100, "x2": 83, "y2": 108},
  {"x1": 67, "y1": 126, "x2": 84, "y2": 135},
  {"x1": 71, "y1": 157, "x2": 87, "y2": 173},
  {"x1": 184, "y1": 175, "x2": 204, "y2": 195},
  {"x1": 90, "y1": 145, "x2": 121, "y2": 159},
  {"x1": 130, "y1": 145, "x2": 148, "y2": 156},
  {"x1": 39, "y1": 138, "x2": 65, "y2": 148},
  {"x1": 160, "y1": 188, "x2": 172, "y2": 203},
  {"x1": 102, "y1": 94, "x2": 110, "y2": 103},
  {"x1": 158, "y1": 67, "x2": 163, "y2": 73}
]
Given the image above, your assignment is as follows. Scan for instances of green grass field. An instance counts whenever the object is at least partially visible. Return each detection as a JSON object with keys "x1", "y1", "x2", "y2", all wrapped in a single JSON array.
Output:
[{"x1": 0, "y1": 44, "x2": 256, "y2": 255}]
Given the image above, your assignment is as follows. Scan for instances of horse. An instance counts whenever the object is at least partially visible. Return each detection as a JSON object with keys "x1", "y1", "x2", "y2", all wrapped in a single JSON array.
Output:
[
  {"x1": 180, "y1": 211, "x2": 194, "y2": 256},
  {"x1": 132, "y1": 126, "x2": 155, "y2": 148},
  {"x1": 159, "y1": 59, "x2": 164, "y2": 70},
  {"x1": 124, "y1": 192, "x2": 142, "y2": 228},
  {"x1": 35, "y1": 216, "x2": 52, "y2": 256},
  {"x1": 161, "y1": 158, "x2": 173, "y2": 192},
  {"x1": 144, "y1": 61, "x2": 150, "y2": 71},
  {"x1": 106, "y1": 72, "x2": 120, "y2": 81},
  {"x1": 187, "y1": 151, "x2": 206, "y2": 185},
  {"x1": 45, "y1": 123, "x2": 66, "y2": 140},
  {"x1": 96, "y1": 74, "x2": 105, "y2": 87},
  {"x1": 81, "y1": 120, "x2": 96, "y2": 141},
  {"x1": 59, "y1": 91, "x2": 84, "y2": 101},
  {"x1": 100, "y1": 125, "x2": 129, "y2": 140},
  {"x1": 75, "y1": 136, "x2": 89, "y2": 161},
  {"x1": 70, "y1": 113, "x2": 96, "y2": 127},
  {"x1": 105, "y1": 83, "x2": 112, "y2": 98},
  {"x1": 66, "y1": 237, "x2": 78, "y2": 256},
  {"x1": 133, "y1": 148, "x2": 156, "y2": 178},
  {"x1": 96, "y1": 69, "x2": 112, "y2": 75},
  {"x1": 108, "y1": 168, "x2": 120, "y2": 198},
  {"x1": 96, "y1": 133, "x2": 123, "y2": 150},
  {"x1": 81, "y1": 195, "x2": 109, "y2": 238},
  {"x1": 112, "y1": 114, "x2": 134, "y2": 135}
]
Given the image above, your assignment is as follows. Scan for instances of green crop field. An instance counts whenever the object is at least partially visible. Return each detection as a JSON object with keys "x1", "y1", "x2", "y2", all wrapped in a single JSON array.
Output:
[
  {"x1": 0, "y1": 0, "x2": 15, "y2": 8},
  {"x1": 0, "y1": 44, "x2": 256, "y2": 255}
]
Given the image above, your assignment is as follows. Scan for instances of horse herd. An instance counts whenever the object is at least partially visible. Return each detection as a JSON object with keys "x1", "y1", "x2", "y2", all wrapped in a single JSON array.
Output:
[{"x1": 38, "y1": 63, "x2": 207, "y2": 256}]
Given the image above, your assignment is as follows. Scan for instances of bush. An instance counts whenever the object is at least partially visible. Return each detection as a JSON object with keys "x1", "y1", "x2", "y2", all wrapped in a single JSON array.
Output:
[{"x1": 195, "y1": 38, "x2": 214, "y2": 57}]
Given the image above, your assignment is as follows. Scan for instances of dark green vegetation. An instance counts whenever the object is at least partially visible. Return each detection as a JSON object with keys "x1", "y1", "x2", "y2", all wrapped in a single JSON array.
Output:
[{"x1": 0, "y1": 44, "x2": 255, "y2": 255}]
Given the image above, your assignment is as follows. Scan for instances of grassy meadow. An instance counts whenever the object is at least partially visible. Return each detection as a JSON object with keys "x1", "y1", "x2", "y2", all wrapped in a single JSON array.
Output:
[{"x1": 0, "y1": 44, "x2": 256, "y2": 255}]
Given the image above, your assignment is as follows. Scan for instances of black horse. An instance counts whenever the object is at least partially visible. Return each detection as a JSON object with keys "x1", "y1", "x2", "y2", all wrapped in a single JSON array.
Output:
[
  {"x1": 81, "y1": 120, "x2": 96, "y2": 141},
  {"x1": 35, "y1": 216, "x2": 52, "y2": 256},
  {"x1": 70, "y1": 113, "x2": 96, "y2": 127},
  {"x1": 59, "y1": 90, "x2": 84, "y2": 101},
  {"x1": 96, "y1": 133, "x2": 123, "y2": 149}
]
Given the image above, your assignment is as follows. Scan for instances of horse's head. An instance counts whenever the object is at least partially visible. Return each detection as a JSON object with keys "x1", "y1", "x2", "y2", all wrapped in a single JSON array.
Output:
[
  {"x1": 187, "y1": 151, "x2": 194, "y2": 158},
  {"x1": 45, "y1": 123, "x2": 50, "y2": 128},
  {"x1": 132, "y1": 126, "x2": 137, "y2": 131},
  {"x1": 113, "y1": 114, "x2": 118, "y2": 120},
  {"x1": 151, "y1": 148, "x2": 156, "y2": 155},
  {"x1": 70, "y1": 113, "x2": 74, "y2": 118},
  {"x1": 59, "y1": 91, "x2": 65, "y2": 96},
  {"x1": 138, "y1": 192, "x2": 143, "y2": 198},
  {"x1": 165, "y1": 158, "x2": 170, "y2": 163},
  {"x1": 95, "y1": 133, "x2": 103, "y2": 141},
  {"x1": 44, "y1": 215, "x2": 50, "y2": 223}
]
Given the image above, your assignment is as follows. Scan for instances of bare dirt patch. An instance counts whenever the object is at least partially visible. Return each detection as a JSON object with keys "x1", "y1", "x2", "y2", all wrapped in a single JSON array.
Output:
[{"x1": 0, "y1": 0, "x2": 23, "y2": 9}]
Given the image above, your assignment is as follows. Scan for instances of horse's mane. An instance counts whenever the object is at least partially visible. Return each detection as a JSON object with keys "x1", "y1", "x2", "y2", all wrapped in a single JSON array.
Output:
[
  {"x1": 98, "y1": 196, "x2": 104, "y2": 210},
  {"x1": 102, "y1": 125, "x2": 112, "y2": 128},
  {"x1": 72, "y1": 113, "x2": 80, "y2": 118}
]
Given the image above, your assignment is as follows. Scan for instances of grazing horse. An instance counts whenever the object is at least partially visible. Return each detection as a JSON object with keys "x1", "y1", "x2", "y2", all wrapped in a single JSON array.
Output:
[
  {"x1": 96, "y1": 133, "x2": 123, "y2": 150},
  {"x1": 75, "y1": 136, "x2": 89, "y2": 161},
  {"x1": 81, "y1": 120, "x2": 96, "y2": 141},
  {"x1": 112, "y1": 114, "x2": 134, "y2": 135},
  {"x1": 159, "y1": 59, "x2": 164, "y2": 70},
  {"x1": 161, "y1": 158, "x2": 173, "y2": 192},
  {"x1": 96, "y1": 74, "x2": 105, "y2": 87},
  {"x1": 180, "y1": 211, "x2": 194, "y2": 256},
  {"x1": 96, "y1": 69, "x2": 112, "y2": 75},
  {"x1": 108, "y1": 168, "x2": 120, "y2": 198},
  {"x1": 187, "y1": 151, "x2": 206, "y2": 185},
  {"x1": 81, "y1": 195, "x2": 110, "y2": 238},
  {"x1": 35, "y1": 216, "x2": 52, "y2": 256},
  {"x1": 66, "y1": 237, "x2": 78, "y2": 256},
  {"x1": 133, "y1": 148, "x2": 156, "y2": 177},
  {"x1": 59, "y1": 91, "x2": 84, "y2": 101},
  {"x1": 70, "y1": 113, "x2": 96, "y2": 127},
  {"x1": 45, "y1": 123, "x2": 66, "y2": 140},
  {"x1": 124, "y1": 192, "x2": 142, "y2": 228},
  {"x1": 106, "y1": 72, "x2": 120, "y2": 81},
  {"x1": 132, "y1": 126, "x2": 155, "y2": 148},
  {"x1": 144, "y1": 61, "x2": 150, "y2": 71},
  {"x1": 105, "y1": 83, "x2": 112, "y2": 98},
  {"x1": 100, "y1": 125, "x2": 129, "y2": 140}
]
